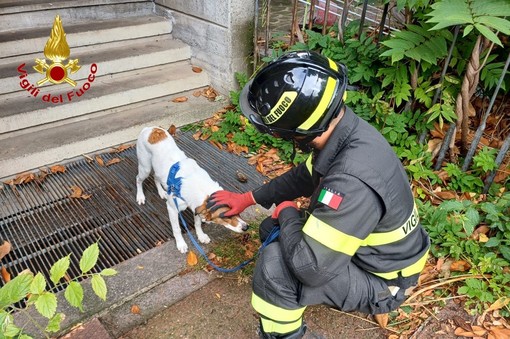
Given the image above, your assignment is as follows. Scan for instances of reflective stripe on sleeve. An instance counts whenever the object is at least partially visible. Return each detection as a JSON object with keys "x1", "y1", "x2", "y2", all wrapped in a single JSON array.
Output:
[
  {"x1": 361, "y1": 205, "x2": 420, "y2": 247},
  {"x1": 370, "y1": 249, "x2": 429, "y2": 279},
  {"x1": 302, "y1": 214, "x2": 362, "y2": 256},
  {"x1": 297, "y1": 76, "x2": 337, "y2": 131},
  {"x1": 251, "y1": 293, "x2": 306, "y2": 322}
]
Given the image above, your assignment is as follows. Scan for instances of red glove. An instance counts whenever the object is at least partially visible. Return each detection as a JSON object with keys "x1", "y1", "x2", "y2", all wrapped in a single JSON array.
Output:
[
  {"x1": 272, "y1": 201, "x2": 298, "y2": 220},
  {"x1": 207, "y1": 190, "x2": 256, "y2": 217}
]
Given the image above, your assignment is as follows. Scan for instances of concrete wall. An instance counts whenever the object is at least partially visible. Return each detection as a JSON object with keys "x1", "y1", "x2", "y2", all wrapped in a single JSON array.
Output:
[{"x1": 155, "y1": 0, "x2": 255, "y2": 95}]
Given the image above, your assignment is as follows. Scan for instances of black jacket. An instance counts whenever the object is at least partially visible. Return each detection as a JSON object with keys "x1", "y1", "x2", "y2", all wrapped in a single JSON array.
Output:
[{"x1": 252, "y1": 108, "x2": 430, "y2": 288}]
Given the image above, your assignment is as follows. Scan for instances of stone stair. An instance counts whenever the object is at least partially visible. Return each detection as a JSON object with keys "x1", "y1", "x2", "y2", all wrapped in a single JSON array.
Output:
[{"x1": 0, "y1": 0, "x2": 224, "y2": 179}]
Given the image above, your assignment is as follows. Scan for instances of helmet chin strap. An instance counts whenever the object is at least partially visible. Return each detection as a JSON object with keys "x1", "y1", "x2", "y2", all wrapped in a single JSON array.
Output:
[{"x1": 291, "y1": 136, "x2": 315, "y2": 161}]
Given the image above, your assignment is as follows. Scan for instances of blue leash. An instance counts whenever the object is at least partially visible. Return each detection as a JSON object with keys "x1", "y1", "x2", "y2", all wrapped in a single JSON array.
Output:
[{"x1": 167, "y1": 162, "x2": 279, "y2": 273}]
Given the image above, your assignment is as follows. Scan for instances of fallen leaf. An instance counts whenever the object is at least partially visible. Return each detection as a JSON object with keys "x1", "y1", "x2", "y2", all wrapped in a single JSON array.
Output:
[
  {"x1": 215, "y1": 293, "x2": 221, "y2": 299},
  {"x1": 192, "y1": 131, "x2": 202, "y2": 140},
  {"x1": 374, "y1": 313, "x2": 388, "y2": 328},
  {"x1": 1, "y1": 266, "x2": 11, "y2": 283},
  {"x1": 192, "y1": 66, "x2": 203, "y2": 73},
  {"x1": 69, "y1": 186, "x2": 91, "y2": 200},
  {"x1": 0, "y1": 241, "x2": 12, "y2": 260},
  {"x1": 435, "y1": 190, "x2": 457, "y2": 200},
  {"x1": 105, "y1": 158, "x2": 121, "y2": 166},
  {"x1": 450, "y1": 260, "x2": 471, "y2": 272},
  {"x1": 131, "y1": 305, "x2": 141, "y2": 314},
  {"x1": 50, "y1": 165, "x2": 66, "y2": 173},
  {"x1": 172, "y1": 96, "x2": 188, "y2": 103},
  {"x1": 111, "y1": 144, "x2": 133, "y2": 153},
  {"x1": 95, "y1": 155, "x2": 104, "y2": 166},
  {"x1": 236, "y1": 171, "x2": 248, "y2": 183},
  {"x1": 193, "y1": 90, "x2": 202, "y2": 97},
  {"x1": 489, "y1": 327, "x2": 510, "y2": 339},
  {"x1": 187, "y1": 250, "x2": 198, "y2": 266}
]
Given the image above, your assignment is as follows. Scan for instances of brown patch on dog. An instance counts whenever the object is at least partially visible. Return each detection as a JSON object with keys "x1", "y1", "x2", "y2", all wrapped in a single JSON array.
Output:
[
  {"x1": 195, "y1": 199, "x2": 242, "y2": 228},
  {"x1": 148, "y1": 128, "x2": 168, "y2": 144}
]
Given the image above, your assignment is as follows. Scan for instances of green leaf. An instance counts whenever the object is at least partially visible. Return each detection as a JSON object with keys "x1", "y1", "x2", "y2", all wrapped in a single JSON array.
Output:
[
  {"x1": 80, "y1": 243, "x2": 99, "y2": 274},
  {"x1": 30, "y1": 273, "x2": 47, "y2": 295},
  {"x1": 474, "y1": 23, "x2": 502, "y2": 46},
  {"x1": 476, "y1": 16, "x2": 510, "y2": 35},
  {"x1": 3, "y1": 322, "x2": 21, "y2": 337},
  {"x1": 45, "y1": 313, "x2": 64, "y2": 333},
  {"x1": 50, "y1": 255, "x2": 70, "y2": 285},
  {"x1": 0, "y1": 271, "x2": 33, "y2": 308},
  {"x1": 64, "y1": 281, "x2": 84, "y2": 311},
  {"x1": 35, "y1": 292, "x2": 57, "y2": 319},
  {"x1": 100, "y1": 268, "x2": 117, "y2": 277},
  {"x1": 91, "y1": 274, "x2": 107, "y2": 301},
  {"x1": 485, "y1": 237, "x2": 500, "y2": 247},
  {"x1": 426, "y1": 0, "x2": 473, "y2": 30},
  {"x1": 463, "y1": 208, "x2": 479, "y2": 236}
]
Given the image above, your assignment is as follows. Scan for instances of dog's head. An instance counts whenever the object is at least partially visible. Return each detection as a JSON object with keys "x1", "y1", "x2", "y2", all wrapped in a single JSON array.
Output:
[{"x1": 195, "y1": 200, "x2": 248, "y2": 233}]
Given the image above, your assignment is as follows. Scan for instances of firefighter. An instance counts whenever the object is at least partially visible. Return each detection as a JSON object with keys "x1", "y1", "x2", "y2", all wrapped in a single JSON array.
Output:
[{"x1": 207, "y1": 50, "x2": 430, "y2": 338}]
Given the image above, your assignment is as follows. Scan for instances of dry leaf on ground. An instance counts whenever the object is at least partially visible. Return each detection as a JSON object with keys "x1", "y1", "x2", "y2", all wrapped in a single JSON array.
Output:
[
  {"x1": 95, "y1": 155, "x2": 104, "y2": 166},
  {"x1": 187, "y1": 250, "x2": 198, "y2": 266},
  {"x1": 131, "y1": 305, "x2": 141, "y2": 314},
  {"x1": 172, "y1": 96, "x2": 188, "y2": 103},
  {"x1": 50, "y1": 165, "x2": 66, "y2": 173},
  {"x1": 1, "y1": 266, "x2": 11, "y2": 283},
  {"x1": 69, "y1": 186, "x2": 92, "y2": 200},
  {"x1": 0, "y1": 241, "x2": 11, "y2": 260},
  {"x1": 105, "y1": 158, "x2": 121, "y2": 166},
  {"x1": 192, "y1": 66, "x2": 203, "y2": 73}
]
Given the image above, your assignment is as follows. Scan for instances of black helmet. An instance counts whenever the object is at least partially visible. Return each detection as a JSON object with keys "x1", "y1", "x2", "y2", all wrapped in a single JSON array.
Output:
[{"x1": 239, "y1": 50, "x2": 348, "y2": 140}]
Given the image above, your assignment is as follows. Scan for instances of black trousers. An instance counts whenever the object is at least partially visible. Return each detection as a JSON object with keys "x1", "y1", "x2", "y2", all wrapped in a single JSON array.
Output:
[{"x1": 253, "y1": 217, "x2": 412, "y2": 315}]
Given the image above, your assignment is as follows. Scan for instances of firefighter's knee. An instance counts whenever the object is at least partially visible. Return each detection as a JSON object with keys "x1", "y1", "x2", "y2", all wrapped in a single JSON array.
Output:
[{"x1": 252, "y1": 242, "x2": 301, "y2": 310}]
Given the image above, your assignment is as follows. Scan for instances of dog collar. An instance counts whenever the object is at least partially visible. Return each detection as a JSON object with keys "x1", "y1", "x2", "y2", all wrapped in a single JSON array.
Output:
[{"x1": 167, "y1": 162, "x2": 183, "y2": 200}]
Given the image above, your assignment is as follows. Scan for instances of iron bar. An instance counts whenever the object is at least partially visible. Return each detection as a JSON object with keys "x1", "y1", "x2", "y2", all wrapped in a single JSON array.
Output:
[
  {"x1": 434, "y1": 124, "x2": 456, "y2": 171},
  {"x1": 376, "y1": 2, "x2": 389, "y2": 46},
  {"x1": 357, "y1": 0, "x2": 369, "y2": 38},
  {"x1": 290, "y1": 0, "x2": 299, "y2": 45},
  {"x1": 322, "y1": 0, "x2": 332, "y2": 35},
  {"x1": 463, "y1": 51, "x2": 510, "y2": 171},
  {"x1": 483, "y1": 133, "x2": 510, "y2": 193}
]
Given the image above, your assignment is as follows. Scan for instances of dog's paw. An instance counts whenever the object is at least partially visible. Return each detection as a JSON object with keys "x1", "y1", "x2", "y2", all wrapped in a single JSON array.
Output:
[
  {"x1": 198, "y1": 233, "x2": 211, "y2": 244},
  {"x1": 136, "y1": 194, "x2": 146, "y2": 205},
  {"x1": 176, "y1": 240, "x2": 188, "y2": 253}
]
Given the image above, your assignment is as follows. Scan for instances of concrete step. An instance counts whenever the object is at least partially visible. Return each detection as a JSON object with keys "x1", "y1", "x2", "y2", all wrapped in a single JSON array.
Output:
[
  {"x1": 0, "y1": 90, "x2": 227, "y2": 178},
  {"x1": 0, "y1": 61, "x2": 208, "y2": 134},
  {"x1": 0, "y1": 15, "x2": 173, "y2": 58},
  {"x1": 0, "y1": 0, "x2": 156, "y2": 32},
  {"x1": 1, "y1": 35, "x2": 189, "y2": 94}
]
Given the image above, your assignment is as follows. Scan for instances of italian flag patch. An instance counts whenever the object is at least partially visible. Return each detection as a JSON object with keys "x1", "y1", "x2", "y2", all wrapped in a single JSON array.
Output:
[{"x1": 318, "y1": 188, "x2": 343, "y2": 210}]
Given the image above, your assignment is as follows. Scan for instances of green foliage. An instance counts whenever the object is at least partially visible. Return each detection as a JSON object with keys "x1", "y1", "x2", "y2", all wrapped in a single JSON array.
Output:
[
  {"x1": 426, "y1": 0, "x2": 510, "y2": 46},
  {"x1": 419, "y1": 192, "x2": 510, "y2": 314},
  {"x1": 380, "y1": 23, "x2": 450, "y2": 64},
  {"x1": 0, "y1": 243, "x2": 117, "y2": 338}
]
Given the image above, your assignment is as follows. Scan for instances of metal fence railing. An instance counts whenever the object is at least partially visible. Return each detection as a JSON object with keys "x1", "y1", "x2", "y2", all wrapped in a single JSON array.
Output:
[{"x1": 253, "y1": 0, "x2": 509, "y2": 192}]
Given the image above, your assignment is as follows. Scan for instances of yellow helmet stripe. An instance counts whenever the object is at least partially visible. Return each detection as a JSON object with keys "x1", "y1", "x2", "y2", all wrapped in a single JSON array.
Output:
[{"x1": 297, "y1": 76, "x2": 337, "y2": 131}]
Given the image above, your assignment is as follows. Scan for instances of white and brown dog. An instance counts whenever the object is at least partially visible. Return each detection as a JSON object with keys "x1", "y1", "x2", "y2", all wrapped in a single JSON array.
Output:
[{"x1": 135, "y1": 126, "x2": 248, "y2": 253}]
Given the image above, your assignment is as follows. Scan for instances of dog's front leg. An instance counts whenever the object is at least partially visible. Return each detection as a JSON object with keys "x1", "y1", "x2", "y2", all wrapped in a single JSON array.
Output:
[
  {"x1": 136, "y1": 174, "x2": 148, "y2": 205},
  {"x1": 166, "y1": 201, "x2": 188, "y2": 253},
  {"x1": 194, "y1": 214, "x2": 210, "y2": 244},
  {"x1": 154, "y1": 178, "x2": 167, "y2": 200}
]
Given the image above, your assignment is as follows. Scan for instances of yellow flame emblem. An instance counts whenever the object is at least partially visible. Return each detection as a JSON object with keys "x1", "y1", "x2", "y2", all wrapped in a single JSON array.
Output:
[{"x1": 33, "y1": 15, "x2": 81, "y2": 87}]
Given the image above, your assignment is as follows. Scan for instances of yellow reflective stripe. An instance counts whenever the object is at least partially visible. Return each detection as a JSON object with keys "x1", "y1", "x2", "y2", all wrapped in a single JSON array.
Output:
[
  {"x1": 362, "y1": 205, "x2": 420, "y2": 247},
  {"x1": 297, "y1": 76, "x2": 336, "y2": 131},
  {"x1": 371, "y1": 249, "x2": 429, "y2": 279},
  {"x1": 302, "y1": 214, "x2": 362, "y2": 255},
  {"x1": 327, "y1": 58, "x2": 338, "y2": 71},
  {"x1": 305, "y1": 154, "x2": 313, "y2": 175},
  {"x1": 261, "y1": 317, "x2": 302, "y2": 335},
  {"x1": 251, "y1": 293, "x2": 306, "y2": 322}
]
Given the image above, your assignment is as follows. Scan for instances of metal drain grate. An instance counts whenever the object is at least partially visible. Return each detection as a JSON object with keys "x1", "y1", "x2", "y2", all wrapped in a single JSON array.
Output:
[{"x1": 0, "y1": 131, "x2": 266, "y2": 292}]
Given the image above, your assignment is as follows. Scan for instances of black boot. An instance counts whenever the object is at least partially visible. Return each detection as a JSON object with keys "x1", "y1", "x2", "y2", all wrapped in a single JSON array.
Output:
[{"x1": 258, "y1": 321, "x2": 307, "y2": 339}]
